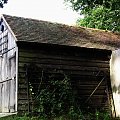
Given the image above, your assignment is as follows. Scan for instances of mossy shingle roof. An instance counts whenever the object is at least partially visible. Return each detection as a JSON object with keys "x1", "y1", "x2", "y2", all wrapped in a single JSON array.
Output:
[{"x1": 3, "y1": 14, "x2": 120, "y2": 50}]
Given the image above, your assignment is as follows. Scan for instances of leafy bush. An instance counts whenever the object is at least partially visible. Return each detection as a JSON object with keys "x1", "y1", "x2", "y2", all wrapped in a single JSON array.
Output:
[
  {"x1": 33, "y1": 74, "x2": 82, "y2": 119},
  {"x1": 27, "y1": 68, "x2": 112, "y2": 120}
]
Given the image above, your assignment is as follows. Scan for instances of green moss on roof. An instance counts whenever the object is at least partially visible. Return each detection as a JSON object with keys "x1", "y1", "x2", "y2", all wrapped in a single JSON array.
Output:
[{"x1": 3, "y1": 14, "x2": 120, "y2": 50}]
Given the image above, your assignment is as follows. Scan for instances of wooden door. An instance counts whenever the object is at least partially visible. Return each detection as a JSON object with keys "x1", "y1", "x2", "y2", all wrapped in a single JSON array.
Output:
[{"x1": 0, "y1": 55, "x2": 16, "y2": 113}]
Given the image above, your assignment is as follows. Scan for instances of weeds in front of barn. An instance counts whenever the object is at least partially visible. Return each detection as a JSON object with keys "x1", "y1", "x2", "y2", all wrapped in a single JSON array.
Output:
[{"x1": 0, "y1": 72, "x2": 116, "y2": 120}]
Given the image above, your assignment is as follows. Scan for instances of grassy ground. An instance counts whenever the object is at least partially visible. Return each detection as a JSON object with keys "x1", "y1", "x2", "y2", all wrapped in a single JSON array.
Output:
[
  {"x1": 0, "y1": 115, "x2": 39, "y2": 120},
  {"x1": 0, "y1": 115, "x2": 117, "y2": 120},
  {"x1": 0, "y1": 113, "x2": 119, "y2": 120}
]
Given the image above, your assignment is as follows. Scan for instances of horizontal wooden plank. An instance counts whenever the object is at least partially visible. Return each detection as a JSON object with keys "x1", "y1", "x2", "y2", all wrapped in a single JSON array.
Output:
[
  {"x1": 18, "y1": 78, "x2": 26, "y2": 84},
  {"x1": 18, "y1": 67, "x2": 109, "y2": 78},
  {"x1": 78, "y1": 91, "x2": 107, "y2": 95},
  {"x1": 18, "y1": 56, "x2": 109, "y2": 68},
  {"x1": 19, "y1": 51, "x2": 109, "y2": 63},
  {"x1": 18, "y1": 84, "x2": 27, "y2": 89},
  {"x1": 76, "y1": 81, "x2": 106, "y2": 85},
  {"x1": 18, "y1": 93, "x2": 28, "y2": 99},
  {"x1": 18, "y1": 64, "x2": 109, "y2": 75},
  {"x1": 19, "y1": 59, "x2": 109, "y2": 70},
  {"x1": 17, "y1": 105, "x2": 28, "y2": 111},
  {"x1": 78, "y1": 95, "x2": 108, "y2": 99},
  {"x1": 18, "y1": 89, "x2": 27, "y2": 94},
  {"x1": 18, "y1": 99, "x2": 29, "y2": 103}
]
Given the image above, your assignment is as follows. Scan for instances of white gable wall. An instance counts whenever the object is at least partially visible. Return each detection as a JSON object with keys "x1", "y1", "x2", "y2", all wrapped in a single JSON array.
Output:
[
  {"x1": 0, "y1": 16, "x2": 18, "y2": 114},
  {"x1": 110, "y1": 49, "x2": 120, "y2": 117}
]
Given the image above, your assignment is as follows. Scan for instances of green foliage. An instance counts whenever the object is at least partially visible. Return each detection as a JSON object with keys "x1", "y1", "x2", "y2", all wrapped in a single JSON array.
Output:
[
  {"x1": 28, "y1": 71, "x2": 112, "y2": 119},
  {"x1": 26, "y1": 65, "x2": 112, "y2": 119},
  {"x1": 33, "y1": 75, "x2": 82, "y2": 119},
  {"x1": 0, "y1": 115, "x2": 40, "y2": 120},
  {"x1": 65, "y1": 0, "x2": 120, "y2": 32},
  {"x1": 0, "y1": 112, "x2": 113, "y2": 120},
  {"x1": 86, "y1": 110, "x2": 112, "y2": 120},
  {"x1": 65, "y1": 0, "x2": 120, "y2": 12},
  {"x1": 0, "y1": 0, "x2": 8, "y2": 8},
  {"x1": 76, "y1": 6, "x2": 120, "y2": 31}
]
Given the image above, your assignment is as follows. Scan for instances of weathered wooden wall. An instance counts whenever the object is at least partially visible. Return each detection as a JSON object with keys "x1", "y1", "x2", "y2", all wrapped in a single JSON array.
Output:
[
  {"x1": 17, "y1": 42, "x2": 112, "y2": 114},
  {"x1": 0, "y1": 18, "x2": 17, "y2": 113}
]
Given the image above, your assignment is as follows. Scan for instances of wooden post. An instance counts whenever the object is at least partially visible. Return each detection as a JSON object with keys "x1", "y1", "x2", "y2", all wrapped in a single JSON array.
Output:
[{"x1": 25, "y1": 64, "x2": 30, "y2": 113}]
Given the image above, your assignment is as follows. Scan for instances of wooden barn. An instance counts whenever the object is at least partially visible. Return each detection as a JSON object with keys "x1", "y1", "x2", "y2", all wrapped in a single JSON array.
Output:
[{"x1": 0, "y1": 14, "x2": 120, "y2": 117}]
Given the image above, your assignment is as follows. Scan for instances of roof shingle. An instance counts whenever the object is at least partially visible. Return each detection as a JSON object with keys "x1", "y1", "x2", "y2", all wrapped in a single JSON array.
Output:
[{"x1": 3, "y1": 14, "x2": 120, "y2": 50}]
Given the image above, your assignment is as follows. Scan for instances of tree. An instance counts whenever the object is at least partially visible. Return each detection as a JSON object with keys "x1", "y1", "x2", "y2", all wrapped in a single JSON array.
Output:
[
  {"x1": 0, "y1": 0, "x2": 8, "y2": 8},
  {"x1": 65, "y1": 0, "x2": 120, "y2": 13},
  {"x1": 76, "y1": 6, "x2": 120, "y2": 31},
  {"x1": 65, "y1": 0, "x2": 120, "y2": 32}
]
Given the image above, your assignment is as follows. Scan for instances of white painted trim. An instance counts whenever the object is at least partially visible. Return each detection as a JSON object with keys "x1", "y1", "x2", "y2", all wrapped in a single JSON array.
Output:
[
  {"x1": 15, "y1": 47, "x2": 18, "y2": 112},
  {"x1": 0, "y1": 112, "x2": 17, "y2": 118}
]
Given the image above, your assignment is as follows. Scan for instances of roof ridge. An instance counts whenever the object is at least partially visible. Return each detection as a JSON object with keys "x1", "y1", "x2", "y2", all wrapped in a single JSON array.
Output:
[{"x1": 3, "y1": 14, "x2": 73, "y2": 27}]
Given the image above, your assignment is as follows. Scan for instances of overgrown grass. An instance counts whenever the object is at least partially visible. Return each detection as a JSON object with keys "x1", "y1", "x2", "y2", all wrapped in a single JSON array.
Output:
[
  {"x1": 0, "y1": 115, "x2": 40, "y2": 120},
  {"x1": 0, "y1": 112, "x2": 116, "y2": 120}
]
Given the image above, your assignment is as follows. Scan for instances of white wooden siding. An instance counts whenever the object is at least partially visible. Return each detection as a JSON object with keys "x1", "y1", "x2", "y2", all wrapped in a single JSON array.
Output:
[
  {"x1": 110, "y1": 49, "x2": 120, "y2": 117},
  {"x1": 0, "y1": 17, "x2": 17, "y2": 113}
]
